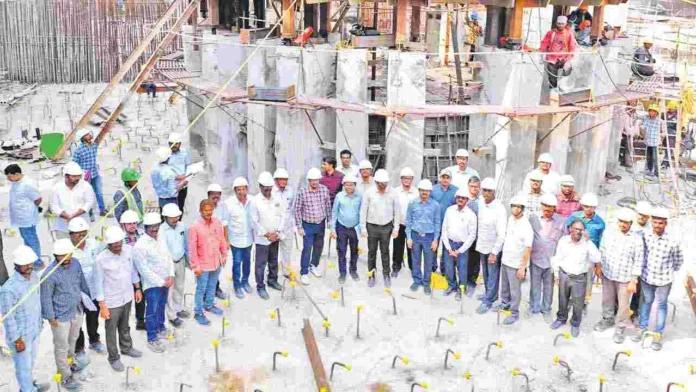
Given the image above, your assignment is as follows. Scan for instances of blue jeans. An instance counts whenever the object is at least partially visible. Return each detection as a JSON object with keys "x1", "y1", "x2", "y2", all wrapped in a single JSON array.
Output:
[
  {"x1": 336, "y1": 222, "x2": 358, "y2": 276},
  {"x1": 480, "y1": 252, "x2": 501, "y2": 306},
  {"x1": 89, "y1": 175, "x2": 106, "y2": 213},
  {"x1": 231, "y1": 246, "x2": 252, "y2": 288},
  {"x1": 444, "y1": 240, "x2": 469, "y2": 289},
  {"x1": 411, "y1": 231, "x2": 435, "y2": 286},
  {"x1": 18, "y1": 226, "x2": 41, "y2": 267},
  {"x1": 144, "y1": 287, "x2": 168, "y2": 342},
  {"x1": 300, "y1": 220, "x2": 325, "y2": 275},
  {"x1": 195, "y1": 268, "x2": 221, "y2": 314},
  {"x1": 638, "y1": 280, "x2": 672, "y2": 333},
  {"x1": 11, "y1": 333, "x2": 39, "y2": 392}
]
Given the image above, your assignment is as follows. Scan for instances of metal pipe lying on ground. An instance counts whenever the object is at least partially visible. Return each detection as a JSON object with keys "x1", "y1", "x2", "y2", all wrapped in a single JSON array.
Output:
[
  {"x1": 411, "y1": 382, "x2": 429, "y2": 391},
  {"x1": 553, "y1": 332, "x2": 571, "y2": 347},
  {"x1": 178, "y1": 382, "x2": 192, "y2": 391},
  {"x1": 330, "y1": 362, "x2": 352, "y2": 381},
  {"x1": 667, "y1": 382, "x2": 686, "y2": 392},
  {"x1": 612, "y1": 350, "x2": 631, "y2": 371},
  {"x1": 444, "y1": 349, "x2": 460, "y2": 369},
  {"x1": 511, "y1": 368, "x2": 530, "y2": 391},
  {"x1": 553, "y1": 357, "x2": 572, "y2": 381},
  {"x1": 392, "y1": 355, "x2": 409, "y2": 368},
  {"x1": 385, "y1": 288, "x2": 397, "y2": 315},
  {"x1": 435, "y1": 317, "x2": 454, "y2": 337},
  {"x1": 485, "y1": 341, "x2": 502, "y2": 360},
  {"x1": 272, "y1": 351, "x2": 288, "y2": 371}
]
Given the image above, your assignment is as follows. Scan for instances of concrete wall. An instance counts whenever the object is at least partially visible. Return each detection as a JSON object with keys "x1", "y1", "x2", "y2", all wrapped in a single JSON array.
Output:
[
  {"x1": 559, "y1": 38, "x2": 633, "y2": 94},
  {"x1": 567, "y1": 109, "x2": 613, "y2": 196},
  {"x1": 335, "y1": 49, "x2": 369, "y2": 163}
]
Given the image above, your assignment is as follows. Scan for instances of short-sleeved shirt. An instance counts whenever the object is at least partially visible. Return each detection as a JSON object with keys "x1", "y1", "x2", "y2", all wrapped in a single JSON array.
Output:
[
  {"x1": 501, "y1": 216, "x2": 533, "y2": 269},
  {"x1": 9, "y1": 177, "x2": 41, "y2": 228}
]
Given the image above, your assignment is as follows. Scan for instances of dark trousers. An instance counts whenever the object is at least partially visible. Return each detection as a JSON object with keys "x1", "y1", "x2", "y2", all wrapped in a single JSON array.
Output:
[
  {"x1": 620, "y1": 134, "x2": 634, "y2": 168},
  {"x1": 557, "y1": 269, "x2": 587, "y2": 327},
  {"x1": 466, "y1": 242, "x2": 480, "y2": 289},
  {"x1": 481, "y1": 252, "x2": 501, "y2": 306},
  {"x1": 105, "y1": 301, "x2": 134, "y2": 363},
  {"x1": 141, "y1": 82, "x2": 157, "y2": 97},
  {"x1": 546, "y1": 60, "x2": 568, "y2": 88},
  {"x1": 255, "y1": 242, "x2": 279, "y2": 289},
  {"x1": 367, "y1": 222, "x2": 393, "y2": 277},
  {"x1": 75, "y1": 299, "x2": 100, "y2": 353},
  {"x1": 177, "y1": 187, "x2": 188, "y2": 217},
  {"x1": 300, "y1": 220, "x2": 325, "y2": 275},
  {"x1": 646, "y1": 146, "x2": 658, "y2": 175},
  {"x1": 135, "y1": 285, "x2": 145, "y2": 325},
  {"x1": 336, "y1": 222, "x2": 358, "y2": 276},
  {"x1": 392, "y1": 224, "x2": 412, "y2": 271},
  {"x1": 630, "y1": 279, "x2": 642, "y2": 316}
]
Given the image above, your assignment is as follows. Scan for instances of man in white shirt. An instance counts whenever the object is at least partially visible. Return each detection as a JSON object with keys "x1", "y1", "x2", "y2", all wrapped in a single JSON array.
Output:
[
  {"x1": 226, "y1": 177, "x2": 254, "y2": 298},
  {"x1": 252, "y1": 172, "x2": 284, "y2": 299},
  {"x1": 337, "y1": 149, "x2": 359, "y2": 178},
  {"x1": 523, "y1": 153, "x2": 561, "y2": 195},
  {"x1": 498, "y1": 195, "x2": 533, "y2": 325},
  {"x1": 441, "y1": 188, "x2": 477, "y2": 301},
  {"x1": 392, "y1": 167, "x2": 418, "y2": 277},
  {"x1": 272, "y1": 168, "x2": 295, "y2": 268},
  {"x1": 356, "y1": 160, "x2": 376, "y2": 195},
  {"x1": 475, "y1": 178, "x2": 507, "y2": 314},
  {"x1": 50, "y1": 162, "x2": 96, "y2": 240},
  {"x1": 447, "y1": 149, "x2": 480, "y2": 190},
  {"x1": 207, "y1": 183, "x2": 229, "y2": 301},
  {"x1": 550, "y1": 219, "x2": 600, "y2": 337}
]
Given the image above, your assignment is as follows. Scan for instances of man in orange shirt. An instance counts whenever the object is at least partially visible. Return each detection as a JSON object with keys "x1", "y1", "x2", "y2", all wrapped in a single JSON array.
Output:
[{"x1": 540, "y1": 15, "x2": 577, "y2": 88}]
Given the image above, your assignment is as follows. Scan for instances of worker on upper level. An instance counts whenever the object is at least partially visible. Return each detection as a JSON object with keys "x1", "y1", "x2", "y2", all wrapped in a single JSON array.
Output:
[
  {"x1": 632, "y1": 38, "x2": 656, "y2": 78},
  {"x1": 540, "y1": 15, "x2": 577, "y2": 89},
  {"x1": 568, "y1": 6, "x2": 592, "y2": 31}
]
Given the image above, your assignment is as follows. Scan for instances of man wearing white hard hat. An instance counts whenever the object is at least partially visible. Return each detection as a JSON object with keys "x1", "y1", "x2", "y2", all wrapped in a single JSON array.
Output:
[
  {"x1": 207, "y1": 183, "x2": 230, "y2": 301},
  {"x1": 5, "y1": 163, "x2": 43, "y2": 269},
  {"x1": 151, "y1": 146, "x2": 187, "y2": 212},
  {"x1": 540, "y1": 15, "x2": 577, "y2": 88},
  {"x1": 337, "y1": 149, "x2": 359, "y2": 178},
  {"x1": 441, "y1": 188, "x2": 476, "y2": 301},
  {"x1": 133, "y1": 213, "x2": 174, "y2": 353},
  {"x1": 272, "y1": 168, "x2": 296, "y2": 268},
  {"x1": 50, "y1": 161, "x2": 96, "y2": 240},
  {"x1": 95, "y1": 226, "x2": 143, "y2": 372},
  {"x1": 392, "y1": 167, "x2": 418, "y2": 276},
  {"x1": 73, "y1": 128, "x2": 106, "y2": 217},
  {"x1": 556, "y1": 175, "x2": 581, "y2": 218},
  {"x1": 524, "y1": 170, "x2": 544, "y2": 217},
  {"x1": 528, "y1": 193, "x2": 564, "y2": 322},
  {"x1": 405, "y1": 179, "x2": 440, "y2": 293},
  {"x1": 167, "y1": 133, "x2": 192, "y2": 215},
  {"x1": 595, "y1": 208, "x2": 644, "y2": 343},
  {"x1": 225, "y1": 177, "x2": 254, "y2": 298},
  {"x1": 330, "y1": 174, "x2": 363, "y2": 283},
  {"x1": 360, "y1": 168, "x2": 400, "y2": 288},
  {"x1": 160, "y1": 203, "x2": 189, "y2": 327},
  {"x1": 41, "y1": 238, "x2": 91, "y2": 390},
  {"x1": 632, "y1": 201, "x2": 652, "y2": 237},
  {"x1": 252, "y1": 172, "x2": 284, "y2": 298},
  {"x1": 432, "y1": 168, "x2": 459, "y2": 273},
  {"x1": 447, "y1": 149, "x2": 480, "y2": 191},
  {"x1": 294, "y1": 168, "x2": 332, "y2": 285},
  {"x1": 119, "y1": 209, "x2": 146, "y2": 329},
  {"x1": 523, "y1": 153, "x2": 561, "y2": 196},
  {"x1": 356, "y1": 159, "x2": 376, "y2": 194},
  {"x1": 0, "y1": 245, "x2": 50, "y2": 392},
  {"x1": 475, "y1": 178, "x2": 507, "y2": 314},
  {"x1": 631, "y1": 207, "x2": 683, "y2": 351}
]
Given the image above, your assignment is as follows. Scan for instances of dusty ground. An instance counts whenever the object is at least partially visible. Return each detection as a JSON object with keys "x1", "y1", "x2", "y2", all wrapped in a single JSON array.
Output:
[{"x1": 0, "y1": 84, "x2": 694, "y2": 391}]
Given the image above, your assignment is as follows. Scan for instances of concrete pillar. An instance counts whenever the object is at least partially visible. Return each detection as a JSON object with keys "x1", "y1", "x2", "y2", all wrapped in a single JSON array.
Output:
[
  {"x1": 494, "y1": 116, "x2": 538, "y2": 201},
  {"x1": 567, "y1": 108, "x2": 612, "y2": 196},
  {"x1": 536, "y1": 92, "x2": 571, "y2": 174},
  {"x1": 385, "y1": 51, "x2": 426, "y2": 183},
  {"x1": 182, "y1": 25, "x2": 202, "y2": 73},
  {"x1": 606, "y1": 104, "x2": 623, "y2": 174},
  {"x1": 335, "y1": 49, "x2": 369, "y2": 163}
]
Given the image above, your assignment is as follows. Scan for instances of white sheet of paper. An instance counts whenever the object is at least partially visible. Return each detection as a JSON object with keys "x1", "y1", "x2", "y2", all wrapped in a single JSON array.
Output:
[{"x1": 186, "y1": 161, "x2": 204, "y2": 176}]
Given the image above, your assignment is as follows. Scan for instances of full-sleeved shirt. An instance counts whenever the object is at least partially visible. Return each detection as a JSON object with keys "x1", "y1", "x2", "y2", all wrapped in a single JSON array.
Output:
[
  {"x1": 113, "y1": 187, "x2": 143, "y2": 224},
  {"x1": 294, "y1": 184, "x2": 332, "y2": 229},
  {"x1": 337, "y1": 164, "x2": 359, "y2": 178},
  {"x1": 330, "y1": 191, "x2": 362, "y2": 234},
  {"x1": 599, "y1": 229, "x2": 644, "y2": 283},
  {"x1": 356, "y1": 177, "x2": 376, "y2": 195},
  {"x1": 72, "y1": 142, "x2": 99, "y2": 179},
  {"x1": 468, "y1": 194, "x2": 480, "y2": 216},
  {"x1": 641, "y1": 115, "x2": 666, "y2": 147},
  {"x1": 447, "y1": 165, "x2": 480, "y2": 191},
  {"x1": 551, "y1": 236, "x2": 600, "y2": 275},
  {"x1": 1, "y1": 272, "x2": 42, "y2": 345},
  {"x1": 272, "y1": 185, "x2": 296, "y2": 238},
  {"x1": 159, "y1": 222, "x2": 188, "y2": 261},
  {"x1": 9, "y1": 177, "x2": 41, "y2": 228},
  {"x1": 540, "y1": 28, "x2": 577, "y2": 63},
  {"x1": 225, "y1": 196, "x2": 254, "y2": 248},
  {"x1": 72, "y1": 239, "x2": 105, "y2": 301},
  {"x1": 213, "y1": 202, "x2": 229, "y2": 227},
  {"x1": 441, "y1": 205, "x2": 477, "y2": 253},
  {"x1": 320, "y1": 171, "x2": 344, "y2": 205},
  {"x1": 151, "y1": 163, "x2": 178, "y2": 199},
  {"x1": 405, "y1": 198, "x2": 441, "y2": 240},
  {"x1": 252, "y1": 193, "x2": 285, "y2": 245},
  {"x1": 642, "y1": 231, "x2": 683, "y2": 286},
  {"x1": 475, "y1": 198, "x2": 507, "y2": 255},
  {"x1": 556, "y1": 191, "x2": 582, "y2": 218},
  {"x1": 360, "y1": 187, "x2": 400, "y2": 230},
  {"x1": 523, "y1": 169, "x2": 561, "y2": 195},
  {"x1": 188, "y1": 217, "x2": 227, "y2": 272},
  {"x1": 431, "y1": 184, "x2": 458, "y2": 224},
  {"x1": 620, "y1": 110, "x2": 640, "y2": 137},
  {"x1": 529, "y1": 213, "x2": 565, "y2": 268},
  {"x1": 501, "y1": 215, "x2": 534, "y2": 269},
  {"x1": 95, "y1": 246, "x2": 140, "y2": 309},
  {"x1": 566, "y1": 212, "x2": 605, "y2": 248},
  {"x1": 40, "y1": 260, "x2": 90, "y2": 322},
  {"x1": 168, "y1": 148, "x2": 191, "y2": 176},
  {"x1": 524, "y1": 192, "x2": 543, "y2": 217},
  {"x1": 133, "y1": 234, "x2": 174, "y2": 291},
  {"x1": 393, "y1": 185, "x2": 418, "y2": 224},
  {"x1": 50, "y1": 180, "x2": 96, "y2": 233}
]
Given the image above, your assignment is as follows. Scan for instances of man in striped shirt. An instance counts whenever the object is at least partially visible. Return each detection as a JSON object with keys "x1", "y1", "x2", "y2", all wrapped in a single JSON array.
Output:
[
  {"x1": 294, "y1": 168, "x2": 332, "y2": 285},
  {"x1": 73, "y1": 129, "x2": 106, "y2": 216}
]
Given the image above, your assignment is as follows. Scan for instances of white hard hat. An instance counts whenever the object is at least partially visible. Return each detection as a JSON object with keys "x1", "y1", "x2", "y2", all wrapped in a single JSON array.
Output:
[
  {"x1": 617, "y1": 207, "x2": 635, "y2": 222},
  {"x1": 417, "y1": 179, "x2": 433, "y2": 191},
  {"x1": 529, "y1": 170, "x2": 544, "y2": 181},
  {"x1": 76, "y1": 129, "x2": 92, "y2": 141},
  {"x1": 400, "y1": 167, "x2": 415, "y2": 178},
  {"x1": 104, "y1": 226, "x2": 125, "y2": 244},
  {"x1": 13, "y1": 245, "x2": 38, "y2": 266},
  {"x1": 557, "y1": 15, "x2": 568, "y2": 24},
  {"x1": 651, "y1": 207, "x2": 669, "y2": 219},
  {"x1": 510, "y1": 194, "x2": 526, "y2": 207},
  {"x1": 540, "y1": 193, "x2": 558, "y2": 207},
  {"x1": 52, "y1": 239, "x2": 74, "y2": 256},
  {"x1": 120, "y1": 210, "x2": 140, "y2": 224},
  {"x1": 143, "y1": 212, "x2": 161, "y2": 226},
  {"x1": 481, "y1": 177, "x2": 496, "y2": 190},
  {"x1": 63, "y1": 162, "x2": 84, "y2": 176},
  {"x1": 579, "y1": 193, "x2": 599, "y2": 207},
  {"x1": 358, "y1": 160, "x2": 373, "y2": 170},
  {"x1": 455, "y1": 188, "x2": 469, "y2": 198},
  {"x1": 439, "y1": 168, "x2": 452, "y2": 178},
  {"x1": 538, "y1": 153, "x2": 554, "y2": 164},
  {"x1": 207, "y1": 183, "x2": 223, "y2": 193},
  {"x1": 232, "y1": 176, "x2": 249, "y2": 188},
  {"x1": 273, "y1": 168, "x2": 289, "y2": 179},
  {"x1": 636, "y1": 201, "x2": 652, "y2": 216},
  {"x1": 559, "y1": 175, "x2": 575, "y2": 186},
  {"x1": 258, "y1": 171, "x2": 274, "y2": 187},
  {"x1": 168, "y1": 133, "x2": 182, "y2": 144},
  {"x1": 68, "y1": 217, "x2": 90, "y2": 233},
  {"x1": 455, "y1": 149, "x2": 469, "y2": 158},
  {"x1": 307, "y1": 168, "x2": 322, "y2": 180},
  {"x1": 162, "y1": 203, "x2": 182, "y2": 218},
  {"x1": 156, "y1": 146, "x2": 172, "y2": 163},
  {"x1": 342, "y1": 174, "x2": 358, "y2": 184},
  {"x1": 374, "y1": 169, "x2": 390, "y2": 183}
]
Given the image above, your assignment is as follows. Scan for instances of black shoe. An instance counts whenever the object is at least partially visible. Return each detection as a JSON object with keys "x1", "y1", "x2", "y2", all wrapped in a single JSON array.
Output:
[
  {"x1": 391, "y1": 270, "x2": 399, "y2": 278},
  {"x1": 338, "y1": 275, "x2": 346, "y2": 284},
  {"x1": 215, "y1": 287, "x2": 228, "y2": 300},
  {"x1": 268, "y1": 281, "x2": 282, "y2": 291},
  {"x1": 136, "y1": 322, "x2": 146, "y2": 331},
  {"x1": 169, "y1": 318, "x2": 183, "y2": 328},
  {"x1": 350, "y1": 271, "x2": 359, "y2": 281}
]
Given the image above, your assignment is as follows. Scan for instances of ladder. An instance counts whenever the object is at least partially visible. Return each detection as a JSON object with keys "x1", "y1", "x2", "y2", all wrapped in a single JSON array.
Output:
[{"x1": 52, "y1": 0, "x2": 200, "y2": 161}]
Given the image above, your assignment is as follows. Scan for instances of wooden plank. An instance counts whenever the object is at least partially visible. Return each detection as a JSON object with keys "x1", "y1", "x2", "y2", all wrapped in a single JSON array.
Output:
[
  {"x1": 209, "y1": 0, "x2": 220, "y2": 25},
  {"x1": 282, "y1": 0, "x2": 295, "y2": 38},
  {"x1": 395, "y1": 0, "x2": 408, "y2": 44},
  {"x1": 248, "y1": 84, "x2": 297, "y2": 101},
  {"x1": 551, "y1": 88, "x2": 593, "y2": 106},
  {"x1": 508, "y1": 0, "x2": 525, "y2": 39},
  {"x1": 590, "y1": 5, "x2": 604, "y2": 37},
  {"x1": 240, "y1": 27, "x2": 279, "y2": 44},
  {"x1": 352, "y1": 34, "x2": 396, "y2": 48},
  {"x1": 301, "y1": 319, "x2": 331, "y2": 392}
]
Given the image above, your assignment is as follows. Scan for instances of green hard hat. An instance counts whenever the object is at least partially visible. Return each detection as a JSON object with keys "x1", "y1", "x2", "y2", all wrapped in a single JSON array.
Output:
[{"x1": 121, "y1": 168, "x2": 140, "y2": 182}]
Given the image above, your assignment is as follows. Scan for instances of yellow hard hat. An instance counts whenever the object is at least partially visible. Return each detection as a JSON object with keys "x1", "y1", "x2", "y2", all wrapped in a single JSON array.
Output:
[
  {"x1": 667, "y1": 101, "x2": 679, "y2": 110},
  {"x1": 643, "y1": 37, "x2": 654, "y2": 44},
  {"x1": 648, "y1": 104, "x2": 659, "y2": 112}
]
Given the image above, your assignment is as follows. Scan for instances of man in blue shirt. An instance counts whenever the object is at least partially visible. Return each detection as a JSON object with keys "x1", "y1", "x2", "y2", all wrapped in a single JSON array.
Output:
[
  {"x1": 151, "y1": 147, "x2": 187, "y2": 210},
  {"x1": 431, "y1": 168, "x2": 458, "y2": 273},
  {"x1": 73, "y1": 129, "x2": 106, "y2": 216},
  {"x1": 167, "y1": 133, "x2": 192, "y2": 216},
  {"x1": 330, "y1": 175, "x2": 362, "y2": 283},
  {"x1": 5, "y1": 164, "x2": 43, "y2": 268},
  {"x1": 406, "y1": 179, "x2": 441, "y2": 295}
]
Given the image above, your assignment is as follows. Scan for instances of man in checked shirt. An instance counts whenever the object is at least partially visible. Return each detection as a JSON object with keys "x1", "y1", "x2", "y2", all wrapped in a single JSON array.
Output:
[
  {"x1": 631, "y1": 207, "x2": 683, "y2": 351},
  {"x1": 294, "y1": 168, "x2": 332, "y2": 285},
  {"x1": 594, "y1": 208, "x2": 644, "y2": 344}
]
